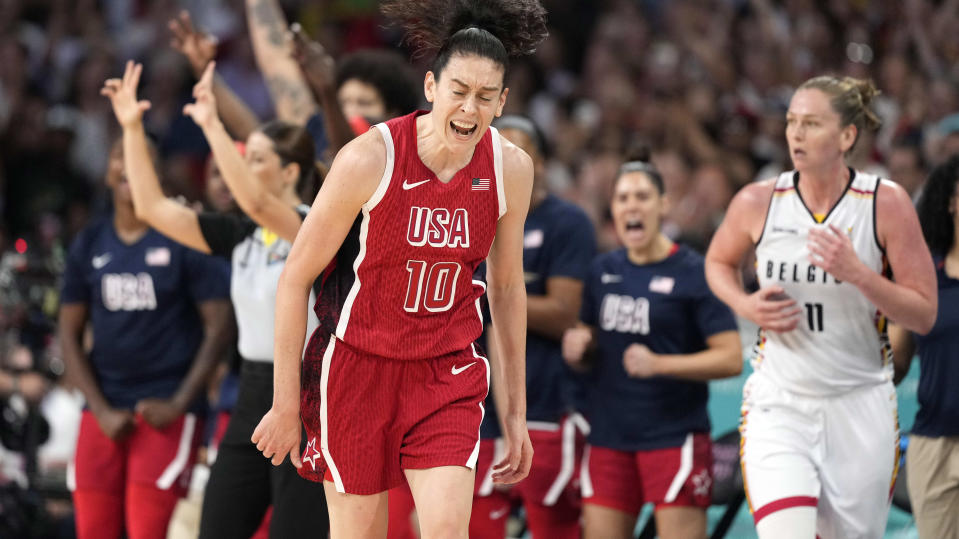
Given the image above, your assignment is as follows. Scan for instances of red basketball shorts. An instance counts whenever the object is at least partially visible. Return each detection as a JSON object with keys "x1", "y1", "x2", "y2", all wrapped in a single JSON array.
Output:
[
  {"x1": 581, "y1": 433, "x2": 713, "y2": 515},
  {"x1": 299, "y1": 335, "x2": 490, "y2": 495},
  {"x1": 69, "y1": 410, "x2": 202, "y2": 496}
]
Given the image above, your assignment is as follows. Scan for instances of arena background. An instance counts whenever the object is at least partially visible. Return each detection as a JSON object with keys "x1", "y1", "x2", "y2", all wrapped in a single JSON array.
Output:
[{"x1": 2, "y1": 0, "x2": 955, "y2": 537}]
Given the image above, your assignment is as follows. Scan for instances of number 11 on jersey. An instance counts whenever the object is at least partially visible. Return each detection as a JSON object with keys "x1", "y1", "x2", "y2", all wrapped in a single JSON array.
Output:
[
  {"x1": 805, "y1": 302, "x2": 824, "y2": 332},
  {"x1": 404, "y1": 260, "x2": 462, "y2": 313}
]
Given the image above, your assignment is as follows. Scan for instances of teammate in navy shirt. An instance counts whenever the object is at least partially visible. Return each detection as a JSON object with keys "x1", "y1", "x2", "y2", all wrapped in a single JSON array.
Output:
[
  {"x1": 890, "y1": 155, "x2": 959, "y2": 538},
  {"x1": 563, "y1": 150, "x2": 741, "y2": 539},
  {"x1": 471, "y1": 116, "x2": 595, "y2": 539},
  {"x1": 58, "y1": 139, "x2": 233, "y2": 539}
]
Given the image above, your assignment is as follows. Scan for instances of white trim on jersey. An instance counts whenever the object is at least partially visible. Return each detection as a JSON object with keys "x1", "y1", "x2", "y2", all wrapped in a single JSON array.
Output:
[
  {"x1": 466, "y1": 343, "x2": 491, "y2": 470},
  {"x1": 663, "y1": 433, "x2": 694, "y2": 503},
  {"x1": 580, "y1": 445, "x2": 594, "y2": 498},
  {"x1": 472, "y1": 279, "x2": 486, "y2": 327},
  {"x1": 334, "y1": 124, "x2": 396, "y2": 339},
  {"x1": 490, "y1": 126, "x2": 507, "y2": 219},
  {"x1": 66, "y1": 459, "x2": 76, "y2": 492},
  {"x1": 368, "y1": 124, "x2": 397, "y2": 210},
  {"x1": 320, "y1": 334, "x2": 346, "y2": 493},
  {"x1": 156, "y1": 413, "x2": 196, "y2": 490},
  {"x1": 543, "y1": 415, "x2": 576, "y2": 506}
]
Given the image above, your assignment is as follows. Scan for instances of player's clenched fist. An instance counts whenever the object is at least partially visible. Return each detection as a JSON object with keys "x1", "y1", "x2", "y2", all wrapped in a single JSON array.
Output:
[{"x1": 562, "y1": 325, "x2": 593, "y2": 367}]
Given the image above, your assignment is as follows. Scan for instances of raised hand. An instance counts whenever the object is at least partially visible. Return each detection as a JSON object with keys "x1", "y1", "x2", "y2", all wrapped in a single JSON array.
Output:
[
  {"x1": 288, "y1": 23, "x2": 336, "y2": 92},
  {"x1": 182, "y1": 62, "x2": 219, "y2": 130},
  {"x1": 100, "y1": 60, "x2": 151, "y2": 128},
  {"x1": 169, "y1": 10, "x2": 218, "y2": 78}
]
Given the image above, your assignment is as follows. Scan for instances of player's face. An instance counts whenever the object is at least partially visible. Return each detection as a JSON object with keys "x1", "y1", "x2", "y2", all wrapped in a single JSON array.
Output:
[
  {"x1": 338, "y1": 79, "x2": 387, "y2": 122},
  {"x1": 611, "y1": 172, "x2": 666, "y2": 252},
  {"x1": 105, "y1": 140, "x2": 133, "y2": 203},
  {"x1": 246, "y1": 131, "x2": 295, "y2": 197},
  {"x1": 786, "y1": 88, "x2": 856, "y2": 171},
  {"x1": 425, "y1": 54, "x2": 508, "y2": 151}
]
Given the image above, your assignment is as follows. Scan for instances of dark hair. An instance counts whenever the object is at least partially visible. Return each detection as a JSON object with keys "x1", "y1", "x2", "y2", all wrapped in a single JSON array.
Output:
[
  {"x1": 616, "y1": 145, "x2": 665, "y2": 194},
  {"x1": 380, "y1": 0, "x2": 547, "y2": 83},
  {"x1": 257, "y1": 121, "x2": 323, "y2": 201},
  {"x1": 493, "y1": 115, "x2": 548, "y2": 158},
  {"x1": 336, "y1": 50, "x2": 420, "y2": 118},
  {"x1": 916, "y1": 154, "x2": 959, "y2": 256},
  {"x1": 797, "y1": 76, "x2": 881, "y2": 153}
]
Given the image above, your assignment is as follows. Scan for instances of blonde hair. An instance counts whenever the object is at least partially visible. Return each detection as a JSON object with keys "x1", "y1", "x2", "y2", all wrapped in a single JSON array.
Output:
[{"x1": 798, "y1": 76, "x2": 881, "y2": 152}]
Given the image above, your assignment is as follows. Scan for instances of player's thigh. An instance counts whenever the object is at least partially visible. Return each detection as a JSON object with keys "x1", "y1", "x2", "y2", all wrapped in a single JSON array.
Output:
[
  {"x1": 405, "y1": 465, "x2": 474, "y2": 539},
  {"x1": 653, "y1": 506, "x2": 706, "y2": 539},
  {"x1": 817, "y1": 383, "x2": 897, "y2": 539},
  {"x1": 71, "y1": 411, "x2": 126, "y2": 539},
  {"x1": 324, "y1": 480, "x2": 389, "y2": 539},
  {"x1": 582, "y1": 503, "x2": 635, "y2": 539}
]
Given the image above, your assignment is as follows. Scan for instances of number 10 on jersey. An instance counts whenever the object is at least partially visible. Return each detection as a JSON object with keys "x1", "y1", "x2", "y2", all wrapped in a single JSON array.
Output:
[{"x1": 404, "y1": 260, "x2": 462, "y2": 313}]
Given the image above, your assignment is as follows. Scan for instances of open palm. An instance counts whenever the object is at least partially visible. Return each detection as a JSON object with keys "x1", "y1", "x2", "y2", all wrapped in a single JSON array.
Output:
[
  {"x1": 101, "y1": 60, "x2": 151, "y2": 128},
  {"x1": 182, "y1": 62, "x2": 219, "y2": 130}
]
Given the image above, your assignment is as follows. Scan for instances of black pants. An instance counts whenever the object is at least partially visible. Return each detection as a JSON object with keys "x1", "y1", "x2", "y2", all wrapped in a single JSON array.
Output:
[{"x1": 199, "y1": 361, "x2": 329, "y2": 538}]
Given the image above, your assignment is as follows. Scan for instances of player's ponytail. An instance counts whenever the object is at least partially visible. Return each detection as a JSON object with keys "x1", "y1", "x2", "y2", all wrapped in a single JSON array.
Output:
[
  {"x1": 380, "y1": 0, "x2": 547, "y2": 81},
  {"x1": 617, "y1": 143, "x2": 665, "y2": 194},
  {"x1": 798, "y1": 75, "x2": 882, "y2": 153}
]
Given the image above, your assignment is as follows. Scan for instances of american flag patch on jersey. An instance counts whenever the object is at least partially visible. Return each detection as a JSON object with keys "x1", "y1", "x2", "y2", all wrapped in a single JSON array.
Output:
[{"x1": 471, "y1": 178, "x2": 491, "y2": 191}]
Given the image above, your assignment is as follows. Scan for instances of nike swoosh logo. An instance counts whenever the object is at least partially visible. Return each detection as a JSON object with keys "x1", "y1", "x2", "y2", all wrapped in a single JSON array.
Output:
[
  {"x1": 601, "y1": 273, "x2": 622, "y2": 284},
  {"x1": 451, "y1": 362, "x2": 476, "y2": 375},
  {"x1": 489, "y1": 507, "x2": 509, "y2": 520},
  {"x1": 92, "y1": 254, "x2": 112, "y2": 269},
  {"x1": 402, "y1": 179, "x2": 431, "y2": 190}
]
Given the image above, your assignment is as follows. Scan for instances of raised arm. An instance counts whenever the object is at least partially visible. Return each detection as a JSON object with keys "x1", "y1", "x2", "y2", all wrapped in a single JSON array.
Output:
[
  {"x1": 808, "y1": 180, "x2": 937, "y2": 334},
  {"x1": 102, "y1": 61, "x2": 212, "y2": 253},
  {"x1": 486, "y1": 141, "x2": 534, "y2": 485},
  {"x1": 289, "y1": 23, "x2": 356, "y2": 155},
  {"x1": 169, "y1": 10, "x2": 260, "y2": 139},
  {"x1": 246, "y1": 0, "x2": 317, "y2": 123},
  {"x1": 184, "y1": 63, "x2": 303, "y2": 242},
  {"x1": 251, "y1": 130, "x2": 385, "y2": 467}
]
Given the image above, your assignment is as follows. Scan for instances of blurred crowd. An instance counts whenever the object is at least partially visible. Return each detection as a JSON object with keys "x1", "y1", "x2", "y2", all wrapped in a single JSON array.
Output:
[{"x1": 1, "y1": 0, "x2": 958, "y2": 535}]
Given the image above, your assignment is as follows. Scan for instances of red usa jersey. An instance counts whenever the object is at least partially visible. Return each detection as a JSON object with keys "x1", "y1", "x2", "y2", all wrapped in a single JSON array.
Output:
[{"x1": 330, "y1": 111, "x2": 506, "y2": 360}]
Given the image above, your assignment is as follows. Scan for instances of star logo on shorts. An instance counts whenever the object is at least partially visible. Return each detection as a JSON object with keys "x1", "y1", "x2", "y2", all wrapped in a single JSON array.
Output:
[
  {"x1": 303, "y1": 437, "x2": 322, "y2": 471},
  {"x1": 692, "y1": 469, "x2": 711, "y2": 497}
]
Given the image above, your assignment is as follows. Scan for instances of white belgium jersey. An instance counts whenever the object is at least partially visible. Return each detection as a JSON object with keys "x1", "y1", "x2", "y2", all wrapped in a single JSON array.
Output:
[{"x1": 753, "y1": 169, "x2": 892, "y2": 397}]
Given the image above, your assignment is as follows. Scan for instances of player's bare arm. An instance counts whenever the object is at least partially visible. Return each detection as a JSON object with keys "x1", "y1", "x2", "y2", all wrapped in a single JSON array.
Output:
[
  {"x1": 626, "y1": 330, "x2": 742, "y2": 381},
  {"x1": 251, "y1": 129, "x2": 385, "y2": 466},
  {"x1": 527, "y1": 276, "x2": 584, "y2": 341},
  {"x1": 706, "y1": 179, "x2": 801, "y2": 332},
  {"x1": 888, "y1": 323, "x2": 916, "y2": 385},
  {"x1": 136, "y1": 299, "x2": 234, "y2": 429},
  {"x1": 486, "y1": 139, "x2": 534, "y2": 484},
  {"x1": 812, "y1": 179, "x2": 936, "y2": 334},
  {"x1": 246, "y1": 0, "x2": 317, "y2": 123},
  {"x1": 185, "y1": 63, "x2": 304, "y2": 242}
]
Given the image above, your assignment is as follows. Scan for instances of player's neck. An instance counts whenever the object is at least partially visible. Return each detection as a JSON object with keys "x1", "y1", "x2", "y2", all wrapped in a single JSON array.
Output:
[
  {"x1": 626, "y1": 234, "x2": 674, "y2": 265},
  {"x1": 112, "y1": 201, "x2": 149, "y2": 243},
  {"x1": 416, "y1": 114, "x2": 476, "y2": 183},
  {"x1": 796, "y1": 163, "x2": 850, "y2": 214}
]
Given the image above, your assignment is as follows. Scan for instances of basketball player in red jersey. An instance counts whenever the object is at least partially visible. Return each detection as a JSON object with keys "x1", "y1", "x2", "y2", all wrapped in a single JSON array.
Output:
[{"x1": 251, "y1": 1, "x2": 548, "y2": 537}]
